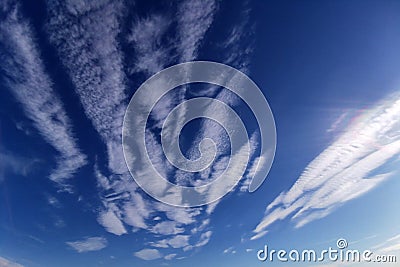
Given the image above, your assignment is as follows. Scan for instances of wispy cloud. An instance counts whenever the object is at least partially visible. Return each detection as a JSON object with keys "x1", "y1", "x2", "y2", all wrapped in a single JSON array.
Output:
[
  {"x1": 223, "y1": 246, "x2": 237, "y2": 254},
  {"x1": 0, "y1": 0, "x2": 86, "y2": 190},
  {"x1": 387, "y1": 234, "x2": 400, "y2": 243},
  {"x1": 66, "y1": 237, "x2": 108, "y2": 253},
  {"x1": 47, "y1": 195, "x2": 61, "y2": 208},
  {"x1": 252, "y1": 92, "x2": 400, "y2": 239},
  {"x1": 326, "y1": 111, "x2": 350, "y2": 133},
  {"x1": 194, "y1": 230, "x2": 212, "y2": 247},
  {"x1": 220, "y1": 3, "x2": 254, "y2": 74},
  {"x1": 176, "y1": 0, "x2": 217, "y2": 62},
  {"x1": 53, "y1": 215, "x2": 66, "y2": 229},
  {"x1": 250, "y1": 230, "x2": 268, "y2": 241},
  {"x1": 129, "y1": 14, "x2": 172, "y2": 75},
  {"x1": 373, "y1": 233, "x2": 400, "y2": 254},
  {"x1": 46, "y1": 0, "x2": 127, "y2": 173},
  {"x1": 379, "y1": 243, "x2": 400, "y2": 254},
  {"x1": 0, "y1": 149, "x2": 38, "y2": 182}
]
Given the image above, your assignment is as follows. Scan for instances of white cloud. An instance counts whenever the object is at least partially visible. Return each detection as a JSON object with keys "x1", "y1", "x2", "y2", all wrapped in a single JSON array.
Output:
[
  {"x1": 134, "y1": 249, "x2": 162, "y2": 261},
  {"x1": 176, "y1": 0, "x2": 217, "y2": 62},
  {"x1": 0, "y1": 256, "x2": 24, "y2": 267},
  {"x1": 66, "y1": 237, "x2": 107, "y2": 253},
  {"x1": 167, "y1": 235, "x2": 190, "y2": 249},
  {"x1": 250, "y1": 230, "x2": 268, "y2": 241},
  {"x1": 0, "y1": 1, "x2": 86, "y2": 189},
  {"x1": 155, "y1": 203, "x2": 202, "y2": 225},
  {"x1": 149, "y1": 239, "x2": 169, "y2": 249},
  {"x1": 97, "y1": 208, "x2": 127, "y2": 236},
  {"x1": 47, "y1": 195, "x2": 61, "y2": 208},
  {"x1": 129, "y1": 14, "x2": 171, "y2": 75},
  {"x1": 191, "y1": 219, "x2": 210, "y2": 234},
  {"x1": 223, "y1": 246, "x2": 236, "y2": 254},
  {"x1": 326, "y1": 111, "x2": 350, "y2": 133},
  {"x1": 46, "y1": 0, "x2": 127, "y2": 174},
  {"x1": 195, "y1": 231, "x2": 212, "y2": 247},
  {"x1": 94, "y1": 166, "x2": 112, "y2": 191},
  {"x1": 183, "y1": 245, "x2": 193, "y2": 252},
  {"x1": 164, "y1": 254, "x2": 177, "y2": 260},
  {"x1": 252, "y1": 92, "x2": 400, "y2": 239},
  {"x1": 148, "y1": 234, "x2": 192, "y2": 250},
  {"x1": 122, "y1": 194, "x2": 152, "y2": 230},
  {"x1": 152, "y1": 221, "x2": 185, "y2": 235}
]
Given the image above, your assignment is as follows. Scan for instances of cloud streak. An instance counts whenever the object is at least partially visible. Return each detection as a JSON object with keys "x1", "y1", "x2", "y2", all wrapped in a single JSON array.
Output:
[
  {"x1": 373, "y1": 233, "x2": 400, "y2": 254},
  {"x1": 252, "y1": 92, "x2": 400, "y2": 239},
  {"x1": 45, "y1": 0, "x2": 142, "y2": 236},
  {"x1": 0, "y1": 0, "x2": 86, "y2": 189},
  {"x1": 46, "y1": 0, "x2": 127, "y2": 173},
  {"x1": 176, "y1": 0, "x2": 217, "y2": 62}
]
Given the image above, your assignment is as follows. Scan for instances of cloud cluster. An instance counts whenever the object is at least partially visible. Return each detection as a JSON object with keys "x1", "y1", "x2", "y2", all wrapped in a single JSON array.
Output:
[{"x1": 1, "y1": 0, "x2": 258, "y2": 260}]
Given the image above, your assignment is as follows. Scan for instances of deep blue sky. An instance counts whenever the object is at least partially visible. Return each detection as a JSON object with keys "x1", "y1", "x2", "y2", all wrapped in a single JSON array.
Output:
[{"x1": 1, "y1": 0, "x2": 400, "y2": 266}]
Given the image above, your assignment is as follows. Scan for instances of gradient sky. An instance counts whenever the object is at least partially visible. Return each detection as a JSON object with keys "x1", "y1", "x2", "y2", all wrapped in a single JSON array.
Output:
[{"x1": 1, "y1": 0, "x2": 400, "y2": 266}]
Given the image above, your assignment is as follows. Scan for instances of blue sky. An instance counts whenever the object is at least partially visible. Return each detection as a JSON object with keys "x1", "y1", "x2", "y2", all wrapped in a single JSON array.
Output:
[{"x1": 1, "y1": 0, "x2": 400, "y2": 266}]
